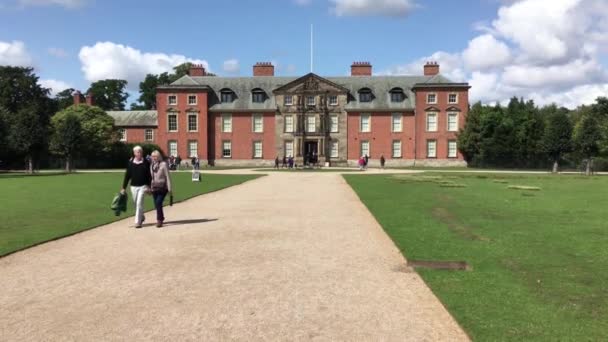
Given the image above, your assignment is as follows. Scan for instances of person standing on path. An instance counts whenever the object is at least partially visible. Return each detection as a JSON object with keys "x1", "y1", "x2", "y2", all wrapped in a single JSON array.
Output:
[
  {"x1": 364, "y1": 154, "x2": 369, "y2": 170},
  {"x1": 274, "y1": 156, "x2": 280, "y2": 170},
  {"x1": 121, "y1": 146, "x2": 151, "y2": 228},
  {"x1": 380, "y1": 155, "x2": 386, "y2": 170},
  {"x1": 150, "y1": 150, "x2": 172, "y2": 228}
]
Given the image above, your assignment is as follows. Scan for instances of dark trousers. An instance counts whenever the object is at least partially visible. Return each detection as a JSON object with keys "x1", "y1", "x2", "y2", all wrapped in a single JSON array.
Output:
[{"x1": 152, "y1": 190, "x2": 168, "y2": 222}]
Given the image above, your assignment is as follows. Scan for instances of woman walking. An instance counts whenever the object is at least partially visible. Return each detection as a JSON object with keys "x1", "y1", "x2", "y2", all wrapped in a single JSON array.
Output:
[
  {"x1": 150, "y1": 150, "x2": 172, "y2": 228},
  {"x1": 121, "y1": 146, "x2": 151, "y2": 228}
]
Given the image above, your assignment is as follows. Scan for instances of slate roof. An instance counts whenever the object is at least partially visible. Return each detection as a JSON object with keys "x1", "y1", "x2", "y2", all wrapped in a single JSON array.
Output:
[
  {"x1": 168, "y1": 73, "x2": 467, "y2": 112},
  {"x1": 106, "y1": 110, "x2": 158, "y2": 127}
]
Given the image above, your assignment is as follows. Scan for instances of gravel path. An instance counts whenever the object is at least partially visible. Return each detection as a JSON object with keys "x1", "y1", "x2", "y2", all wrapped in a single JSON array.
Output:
[{"x1": 0, "y1": 172, "x2": 468, "y2": 341}]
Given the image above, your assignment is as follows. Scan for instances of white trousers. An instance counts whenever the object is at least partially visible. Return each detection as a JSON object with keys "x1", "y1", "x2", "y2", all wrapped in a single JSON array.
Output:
[{"x1": 130, "y1": 185, "x2": 147, "y2": 224}]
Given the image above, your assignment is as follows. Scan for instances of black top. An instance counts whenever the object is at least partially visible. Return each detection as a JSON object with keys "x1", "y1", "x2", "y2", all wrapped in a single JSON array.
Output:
[{"x1": 122, "y1": 159, "x2": 151, "y2": 189}]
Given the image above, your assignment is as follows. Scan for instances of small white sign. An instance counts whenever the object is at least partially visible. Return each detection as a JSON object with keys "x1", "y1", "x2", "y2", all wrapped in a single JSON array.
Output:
[{"x1": 192, "y1": 170, "x2": 201, "y2": 182}]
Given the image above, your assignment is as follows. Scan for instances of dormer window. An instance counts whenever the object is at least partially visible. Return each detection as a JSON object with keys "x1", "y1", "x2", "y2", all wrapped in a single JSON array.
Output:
[
  {"x1": 358, "y1": 88, "x2": 373, "y2": 103},
  {"x1": 390, "y1": 88, "x2": 405, "y2": 102},
  {"x1": 220, "y1": 89, "x2": 235, "y2": 103},
  {"x1": 252, "y1": 88, "x2": 266, "y2": 103}
]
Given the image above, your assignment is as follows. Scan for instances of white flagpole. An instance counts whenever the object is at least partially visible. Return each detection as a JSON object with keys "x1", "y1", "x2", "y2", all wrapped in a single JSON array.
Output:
[{"x1": 310, "y1": 24, "x2": 314, "y2": 73}]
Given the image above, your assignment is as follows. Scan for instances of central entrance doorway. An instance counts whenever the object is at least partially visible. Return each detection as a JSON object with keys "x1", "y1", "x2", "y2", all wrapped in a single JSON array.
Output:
[{"x1": 304, "y1": 141, "x2": 318, "y2": 165}]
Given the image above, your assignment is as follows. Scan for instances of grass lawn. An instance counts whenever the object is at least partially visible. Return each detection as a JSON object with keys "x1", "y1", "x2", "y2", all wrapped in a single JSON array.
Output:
[
  {"x1": 0, "y1": 172, "x2": 260, "y2": 257},
  {"x1": 344, "y1": 173, "x2": 608, "y2": 341}
]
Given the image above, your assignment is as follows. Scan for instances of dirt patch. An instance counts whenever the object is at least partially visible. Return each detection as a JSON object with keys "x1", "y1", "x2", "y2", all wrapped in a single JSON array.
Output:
[
  {"x1": 408, "y1": 260, "x2": 471, "y2": 271},
  {"x1": 508, "y1": 185, "x2": 542, "y2": 191},
  {"x1": 432, "y1": 207, "x2": 490, "y2": 242}
]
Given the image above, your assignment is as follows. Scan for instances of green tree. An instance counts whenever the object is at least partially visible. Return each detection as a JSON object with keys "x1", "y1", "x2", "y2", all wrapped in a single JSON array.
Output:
[
  {"x1": 137, "y1": 72, "x2": 171, "y2": 109},
  {"x1": 50, "y1": 112, "x2": 83, "y2": 172},
  {"x1": 5, "y1": 106, "x2": 49, "y2": 173},
  {"x1": 574, "y1": 114, "x2": 602, "y2": 175},
  {"x1": 55, "y1": 88, "x2": 76, "y2": 110},
  {"x1": 87, "y1": 79, "x2": 129, "y2": 110},
  {"x1": 0, "y1": 106, "x2": 8, "y2": 155},
  {"x1": 479, "y1": 104, "x2": 516, "y2": 167},
  {"x1": 458, "y1": 102, "x2": 484, "y2": 165},
  {"x1": 540, "y1": 105, "x2": 573, "y2": 173},
  {"x1": 0, "y1": 66, "x2": 55, "y2": 171},
  {"x1": 76, "y1": 104, "x2": 117, "y2": 153},
  {"x1": 0, "y1": 66, "x2": 50, "y2": 113}
]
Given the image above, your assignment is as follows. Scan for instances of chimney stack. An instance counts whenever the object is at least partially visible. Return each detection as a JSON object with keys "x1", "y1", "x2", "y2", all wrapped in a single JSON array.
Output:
[
  {"x1": 189, "y1": 64, "x2": 206, "y2": 77},
  {"x1": 73, "y1": 90, "x2": 84, "y2": 106},
  {"x1": 424, "y1": 61, "x2": 440, "y2": 76},
  {"x1": 351, "y1": 61, "x2": 372, "y2": 76},
  {"x1": 85, "y1": 92, "x2": 94, "y2": 106},
  {"x1": 253, "y1": 62, "x2": 274, "y2": 76}
]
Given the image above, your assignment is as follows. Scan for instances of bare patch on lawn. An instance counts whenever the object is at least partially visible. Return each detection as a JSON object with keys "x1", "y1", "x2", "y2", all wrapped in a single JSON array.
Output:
[{"x1": 432, "y1": 207, "x2": 490, "y2": 242}]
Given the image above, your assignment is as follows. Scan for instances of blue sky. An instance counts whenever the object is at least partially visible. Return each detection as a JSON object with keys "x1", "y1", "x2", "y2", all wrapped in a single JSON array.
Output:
[{"x1": 1, "y1": 0, "x2": 607, "y2": 108}]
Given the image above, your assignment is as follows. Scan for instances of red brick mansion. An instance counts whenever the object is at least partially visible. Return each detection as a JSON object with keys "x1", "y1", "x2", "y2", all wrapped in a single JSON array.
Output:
[{"x1": 74, "y1": 61, "x2": 470, "y2": 167}]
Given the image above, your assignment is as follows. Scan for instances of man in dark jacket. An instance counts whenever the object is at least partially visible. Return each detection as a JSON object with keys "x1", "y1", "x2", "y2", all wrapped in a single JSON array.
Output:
[{"x1": 121, "y1": 145, "x2": 151, "y2": 228}]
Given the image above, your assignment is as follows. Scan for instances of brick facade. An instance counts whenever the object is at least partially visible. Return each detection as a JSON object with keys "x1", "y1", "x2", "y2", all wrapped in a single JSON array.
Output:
[
  {"x1": 155, "y1": 89, "x2": 209, "y2": 163},
  {"x1": 92, "y1": 61, "x2": 470, "y2": 167},
  {"x1": 413, "y1": 87, "x2": 469, "y2": 161},
  {"x1": 209, "y1": 112, "x2": 276, "y2": 161},
  {"x1": 347, "y1": 112, "x2": 416, "y2": 161}
]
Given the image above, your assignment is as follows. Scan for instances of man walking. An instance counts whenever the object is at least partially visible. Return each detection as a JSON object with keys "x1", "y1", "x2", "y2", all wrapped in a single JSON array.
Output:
[{"x1": 121, "y1": 146, "x2": 151, "y2": 228}]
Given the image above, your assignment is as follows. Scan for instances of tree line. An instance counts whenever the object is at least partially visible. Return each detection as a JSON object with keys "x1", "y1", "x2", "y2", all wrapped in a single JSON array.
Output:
[
  {"x1": 458, "y1": 97, "x2": 608, "y2": 174},
  {"x1": 0, "y1": 65, "x2": 178, "y2": 172},
  {"x1": 0, "y1": 63, "x2": 200, "y2": 171}
]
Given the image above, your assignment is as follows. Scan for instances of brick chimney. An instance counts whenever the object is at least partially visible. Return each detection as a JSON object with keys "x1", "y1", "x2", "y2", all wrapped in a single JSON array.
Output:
[
  {"x1": 253, "y1": 62, "x2": 274, "y2": 76},
  {"x1": 351, "y1": 61, "x2": 372, "y2": 76},
  {"x1": 424, "y1": 61, "x2": 440, "y2": 76},
  {"x1": 189, "y1": 64, "x2": 206, "y2": 77},
  {"x1": 73, "y1": 90, "x2": 84, "y2": 105},
  {"x1": 85, "y1": 92, "x2": 94, "y2": 106}
]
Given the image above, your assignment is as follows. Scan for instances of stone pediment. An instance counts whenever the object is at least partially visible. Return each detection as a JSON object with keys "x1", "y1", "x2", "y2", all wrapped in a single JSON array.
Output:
[{"x1": 273, "y1": 73, "x2": 348, "y2": 94}]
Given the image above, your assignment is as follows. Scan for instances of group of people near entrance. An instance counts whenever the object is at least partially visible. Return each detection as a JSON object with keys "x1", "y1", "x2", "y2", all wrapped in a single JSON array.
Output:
[
  {"x1": 275, "y1": 156, "x2": 296, "y2": 169},
  {"x1": 121, "y1": 146, "x2": 172, "y2": 228}
]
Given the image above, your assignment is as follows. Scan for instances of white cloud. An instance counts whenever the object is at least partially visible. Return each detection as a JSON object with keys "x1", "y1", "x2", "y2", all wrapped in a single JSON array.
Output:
[
  {"x1": 16, "y1": 0, "x2": 86, "y2": 9},
  {"x1": 39, "y1": 79, "x2": 72, "y2": 96},
  {"x1": 502, "y1": 58, "x2": 606, "y2": 89},
  {"x1": 48, "y1": 47, "x2": 68, "y2": 58},
  {"x1": 379, "y1": 51, "x2": 466, "y2": 82},
  {"x1": 530, "y1": 83, "x2": 608, "y2": 108},
  {"x1": 222, "y1": 59, "x2": 240, "y2": 73},
  {"x1": 78, "y1": 42, "x2": 209, "y2": 88},
  {"x1": 462, "y1": 34, "x2": 511, "y2": 71},
  {"x1": 0, "y1": 40, "x2": 32, "y2": 66},
  {"x1": 329, "y1": 0, "x2": 417, "y2": 17},
  {"x1": 382, "y1": 0, "x2": 608, "y2": 109},
  {"x1": 491, "y1": 0, "x2": 608, "y2": 64}
]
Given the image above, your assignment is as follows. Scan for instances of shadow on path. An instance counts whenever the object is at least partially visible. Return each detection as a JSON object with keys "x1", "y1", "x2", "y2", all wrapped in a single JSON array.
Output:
[{"x1": 163, "y1": 218, "x2": 219, "y2": 227}]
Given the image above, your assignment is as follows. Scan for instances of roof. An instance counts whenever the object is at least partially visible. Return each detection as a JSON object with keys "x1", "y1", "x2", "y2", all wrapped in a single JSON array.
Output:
[
  {"x1": 168, "y1": 73, "x2": 466, "y2": 112},
  {"x1": 106, "y1": 110, "x2": 158, "y2": 127}
]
